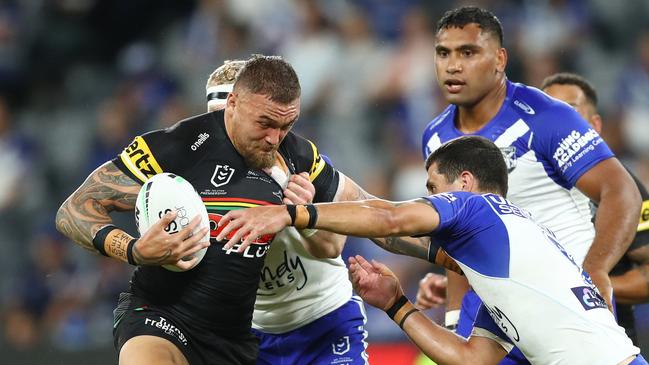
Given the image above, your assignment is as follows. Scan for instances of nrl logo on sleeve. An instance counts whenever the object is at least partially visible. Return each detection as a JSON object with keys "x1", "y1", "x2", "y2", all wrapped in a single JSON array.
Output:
[{"x1": 211, "y1": 164, "x2": 235, "y2": 187}]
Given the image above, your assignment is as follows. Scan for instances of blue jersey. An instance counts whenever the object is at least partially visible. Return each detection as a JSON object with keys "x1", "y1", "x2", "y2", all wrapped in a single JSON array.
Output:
[
  {"x1": 421, "y1": 80, "x2": 613, "y2": 264},
  {"x1": 424, "y1": 192, "x2": 638, "y2": 364}
]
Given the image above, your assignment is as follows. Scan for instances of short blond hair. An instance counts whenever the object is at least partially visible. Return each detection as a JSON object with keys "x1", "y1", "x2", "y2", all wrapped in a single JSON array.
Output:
[{"x1": 206, "y1": 59, "x2": 247, "y2": 89}]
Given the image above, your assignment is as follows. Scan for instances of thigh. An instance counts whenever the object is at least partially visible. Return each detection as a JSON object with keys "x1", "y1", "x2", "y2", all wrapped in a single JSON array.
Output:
[
  {"x1": 119, "y1": 335, "x2": 189, "y2": 365},
  {"x1": 113, "y1": 295, "x2": 198, "y2": 365},
  {"x1": 255, "y1": 298, "x2": 369, "y2": 365}
]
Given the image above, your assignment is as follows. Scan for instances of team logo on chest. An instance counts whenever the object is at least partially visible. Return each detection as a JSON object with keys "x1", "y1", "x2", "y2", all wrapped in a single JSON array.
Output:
[
  {"x1": 500, "y1": 146, "x2": 517, "y2": 173},
  {"x1": 211, "y1": 164, "x2": 235, "y2": 187},
  {"x1": 332, "y1": 336, "x2": 350, "y2": 355}
]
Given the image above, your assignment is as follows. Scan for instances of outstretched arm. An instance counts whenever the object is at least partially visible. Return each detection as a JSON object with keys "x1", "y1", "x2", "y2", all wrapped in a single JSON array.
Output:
[
  {"x1": 55, "y1": 161, "x2": 209, "y2": 269},
  {"x1": 282, "y1": 172, "x2": 347, "y2": 258},
  {"x1": 217, "y1": 198, "x2": 440, "y2": 251},
  {"x1": 348, "y1": 255, "x2": 506, "y2": 365},
  {"x1": 370, "y1": 236, "x2": 431, "y2": 260}
]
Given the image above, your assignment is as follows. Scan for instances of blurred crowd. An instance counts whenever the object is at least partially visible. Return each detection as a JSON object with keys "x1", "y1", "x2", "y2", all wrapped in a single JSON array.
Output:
[{"x1": 2, "y1": 0, "x2": 649, "y2": 357}]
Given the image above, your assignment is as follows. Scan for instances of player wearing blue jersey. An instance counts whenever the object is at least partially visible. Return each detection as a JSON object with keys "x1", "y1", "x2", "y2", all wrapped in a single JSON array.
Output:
[
  {"x1": 541, "y1": 72, "x2": 649, "y2": 345},
  {"x1": 416, "y1": 7, "x2": 640, "y2": 364},
  {"x1": 215, "y1": 136, "x2": 646, "y2": 365}
]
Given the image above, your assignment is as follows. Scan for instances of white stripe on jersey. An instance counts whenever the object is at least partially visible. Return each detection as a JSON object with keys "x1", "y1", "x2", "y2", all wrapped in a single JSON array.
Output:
[{"x1": 493, "y1": 119, "x2": 530, "y2": 147}]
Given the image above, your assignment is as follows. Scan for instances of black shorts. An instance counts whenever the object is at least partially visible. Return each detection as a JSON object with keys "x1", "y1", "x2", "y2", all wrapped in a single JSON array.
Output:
[{"x1": 113, "y1": 292, "x2": 258, "y2": 365}]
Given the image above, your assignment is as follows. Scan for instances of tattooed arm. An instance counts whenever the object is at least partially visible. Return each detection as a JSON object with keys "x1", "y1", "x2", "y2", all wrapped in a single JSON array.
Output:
[
  {"x1": 301, "y1": 173, "x2": 377, "y2": 258},
  {"x1": 370, "y1": 236, "x2": 430, "y2": 260},
  {"x1": 55, "y1": 162, "x2": 139, "y2": 254},
  {"x1": 55, "y1": 162, "x2": 209, "y2": 268}
]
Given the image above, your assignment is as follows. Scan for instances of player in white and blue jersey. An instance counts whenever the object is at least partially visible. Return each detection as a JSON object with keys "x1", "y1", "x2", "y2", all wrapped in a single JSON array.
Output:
[
  {"x1": 417, "y1": 7, "x2": 641, "y2": 364},
  {"x1": 541, "y1": 72, "x2": 649, "y2": 346},
  {"x1": 215, "y1": 136, "x2": 647, "y2": 365}
]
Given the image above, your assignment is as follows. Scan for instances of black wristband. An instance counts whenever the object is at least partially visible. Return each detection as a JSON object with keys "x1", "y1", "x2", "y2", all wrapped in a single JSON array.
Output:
[
  {"x1": 385, "y1": 295, "x2": 409, "y2": 319},
  {"x1": 126, "y1": 239, "x2": 138, "y2": 265},
  {"x1": 305, "y1": 204, "x2": 318, "y2": 229},
  {"x1": 286, "y1": 205, "x2": 297, "y2": 225},
  {"x1": 92, "y1": 225, "x2": 117, "y2": 257},
  {"x1": 399, "y1": 308, "x2": 419, "y2": 329}
]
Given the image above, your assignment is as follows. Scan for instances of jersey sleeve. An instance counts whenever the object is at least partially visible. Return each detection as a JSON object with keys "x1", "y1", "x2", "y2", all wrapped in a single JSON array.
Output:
[
  {"x1": 281, "y1": 133, "x2": 339, "y2": 203},
  {"x1": 420, "y1": 192, "x2": 476, "y2": 260},
  {"x1": 471, "y1": 304, "x2": 515, "y2": 353},
  {"x1": 422, "y1": 192, "x2": 473, "y2": 234},
  {"x1": 421, "y1": 124, "x2": 434, "y2": 159},
  {"x1": 533, "y1": 104, "x2": 614, "y2": 188},
  {"x1": 630, "y1": 170, "x2": 649, "y2": 251},
  {"x1": 112, "y1": 128, "x2": 178, "y2": 184}
]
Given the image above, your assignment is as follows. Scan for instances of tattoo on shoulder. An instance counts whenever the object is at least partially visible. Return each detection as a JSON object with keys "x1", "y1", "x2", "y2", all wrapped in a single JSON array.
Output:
[{"x1": 55, "y1": 162, "x2": 141, "y2": 251}]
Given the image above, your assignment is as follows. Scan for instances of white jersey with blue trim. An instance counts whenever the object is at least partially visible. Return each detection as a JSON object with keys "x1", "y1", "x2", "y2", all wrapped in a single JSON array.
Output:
[
  {"x1": 253, "y1": 167, "x2": 353, "y2": 334},
  {"x1": 421, "y1": 80, "x2": 614, "y2": 264},
  {"x1": 252, "y1": 227, "x2": 352, "y2": 333},
  {"x1": 425, "y1": 192, "x2": 639, "y2": 364}
]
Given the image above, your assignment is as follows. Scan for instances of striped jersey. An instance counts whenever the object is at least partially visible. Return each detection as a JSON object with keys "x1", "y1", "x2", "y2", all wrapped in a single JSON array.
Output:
[
  {"x1": 113, "y1": 110, "x2": 340, "y2": 336},
  {"x1": 425, "y1": 192, "x2": 639, "y2": 364},
  {"x1": 422, "y1": 80, "x2": 614, "y2": 264}
]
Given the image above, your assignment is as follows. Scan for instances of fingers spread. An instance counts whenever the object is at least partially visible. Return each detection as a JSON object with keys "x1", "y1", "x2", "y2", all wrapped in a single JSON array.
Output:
[
  {"x1": 216, "y1": 213, "x2": 243, "y2": 241},
  {"x1": 157, "y1": 210, "x2": 178, "y2": 227},
  {"x1": 181, "y1": 215, "x2": 203, "y2": 240}
]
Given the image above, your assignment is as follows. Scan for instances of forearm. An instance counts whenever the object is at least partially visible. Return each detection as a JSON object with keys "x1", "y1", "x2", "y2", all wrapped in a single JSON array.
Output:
[
  {"x1": 300, "y1": 229, "x2": 346, "y2": 258},
  {"x1": 584, "y1": 186, "x2": 640, "y2": 273},
  {"x1": 55, "y1": 162, "x2": 140, "y2": 260},
  {"x1": 55, "y1": 195, "x2": 112, "y2": 251},
  {"x1": 611, "y1": 266, "x2": 649, "y2": 304},
  {"x1": 395, "y1": 300, "x2": 495, "y2": 365},
  {"x1": 370, "y1": 236, "x2": 430, "y2": 260},
  {"x1": 307, "y1": 199, "x2": 435, "y2": 238}
]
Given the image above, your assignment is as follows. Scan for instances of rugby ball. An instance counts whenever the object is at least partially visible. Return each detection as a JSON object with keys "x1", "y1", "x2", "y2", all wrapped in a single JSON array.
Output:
[{"x1": 135, "y1": 173, "x2": 209, "y2": 271}]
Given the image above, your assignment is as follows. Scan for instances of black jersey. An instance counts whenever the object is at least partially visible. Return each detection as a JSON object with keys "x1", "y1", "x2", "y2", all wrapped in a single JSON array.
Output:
[
  {"x1": 112, "y1": 110, "x2": 339, "y2": 336},
  {"x1": 608, "y1": 169, "x2": 649, "y2": 345}
]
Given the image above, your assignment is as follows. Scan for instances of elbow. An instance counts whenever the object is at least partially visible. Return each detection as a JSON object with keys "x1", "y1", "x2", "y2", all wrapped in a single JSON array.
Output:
[
  {"x1": 623, "y1": 169, "x2": 641, "y2": 206},
  {"x1": 310, "y1": 236, "x2": 345, "y2": 259},
  {"x1": 384, "y1": 210, "x2": 406, "y2": 237},
  {"x1": 55, "y1": 201, "x2": 69, "y2": 236},
  {"x1": 311, "y1": 248, "x2": 342, "y2": 259}
]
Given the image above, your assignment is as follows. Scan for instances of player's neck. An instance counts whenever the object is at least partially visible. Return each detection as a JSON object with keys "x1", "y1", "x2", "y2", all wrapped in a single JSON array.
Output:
[{"x1": 455, "y1": 79, "x2": 507, "y2": 134}]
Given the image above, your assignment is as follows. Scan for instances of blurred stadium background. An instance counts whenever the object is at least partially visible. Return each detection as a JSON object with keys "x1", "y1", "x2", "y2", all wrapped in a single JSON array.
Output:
[{"x1": 1, "y1": 0, "x2": 649, "y2": 364}]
